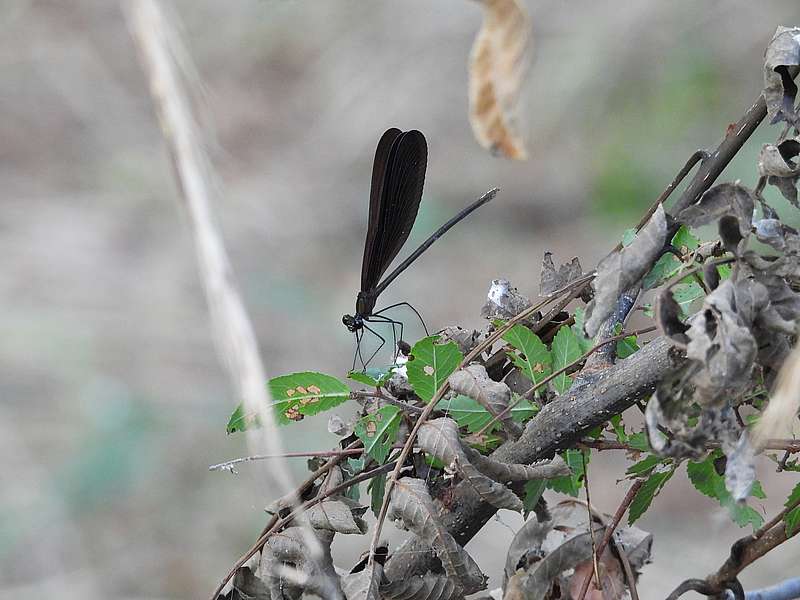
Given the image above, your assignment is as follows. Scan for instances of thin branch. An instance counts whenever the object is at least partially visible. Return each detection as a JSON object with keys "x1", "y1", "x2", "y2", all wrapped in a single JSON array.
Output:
[
  {"x1": 576, "y1": 480, "x2": 644, "y2": 600},
  {"x1": 209, "y1": 448, "x2": 365, "y2": 472},
  {"x1": 613, "y1": 149, "x2": 710, "y2": 252}
]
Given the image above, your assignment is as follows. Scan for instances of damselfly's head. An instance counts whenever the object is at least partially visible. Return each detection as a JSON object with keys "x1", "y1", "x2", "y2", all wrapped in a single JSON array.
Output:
[{"x1": 342, "y1": 313, "x2": 362, "y2": 332}]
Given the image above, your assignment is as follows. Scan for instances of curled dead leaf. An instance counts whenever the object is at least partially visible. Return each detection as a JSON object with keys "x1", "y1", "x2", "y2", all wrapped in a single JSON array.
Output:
[{"x1": 468, "y1": 0, "x2": 532, "y2": 160}]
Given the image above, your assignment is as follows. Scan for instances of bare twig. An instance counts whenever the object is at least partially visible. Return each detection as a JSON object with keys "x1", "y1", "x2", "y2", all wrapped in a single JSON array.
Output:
[
  {"x1": 209, "y1": 448, "x2": 365, "y2": 472},
  {"x1": 576, "y1": 480, "x2": 644, "y2": 600}
]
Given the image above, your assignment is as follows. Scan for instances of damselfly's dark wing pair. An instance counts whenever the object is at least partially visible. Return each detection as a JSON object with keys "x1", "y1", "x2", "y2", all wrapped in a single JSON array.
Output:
[{"x1": 343, "y1": 128, "x2": 496, "y2": 370}]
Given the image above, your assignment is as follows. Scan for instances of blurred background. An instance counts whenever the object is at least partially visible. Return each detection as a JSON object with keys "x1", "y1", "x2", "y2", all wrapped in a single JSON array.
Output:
[{"x1": 2, "y1": 1, "x2": 799, "y2": 598}]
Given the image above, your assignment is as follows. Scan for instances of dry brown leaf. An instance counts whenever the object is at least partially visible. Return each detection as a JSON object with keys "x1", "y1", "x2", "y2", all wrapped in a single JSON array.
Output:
[{"x1": 468, "y1": 0, "x2": 532, "y2": 160}]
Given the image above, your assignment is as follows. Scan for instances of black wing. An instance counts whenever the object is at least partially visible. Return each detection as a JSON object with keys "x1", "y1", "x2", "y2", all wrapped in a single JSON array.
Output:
[{"x1": 360, "y1": 129, "x2": 428, "y2": 295}]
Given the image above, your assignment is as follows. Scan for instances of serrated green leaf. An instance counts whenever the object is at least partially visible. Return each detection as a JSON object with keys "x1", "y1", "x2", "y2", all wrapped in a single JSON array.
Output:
[
  {"x1": 628, "y1": 467, "x2": 675, "y2": 524},
  {"x1": 610, "y1": 414, "x2": 627, "y2": 442},
  {"x1": 612, "y1": 324, "x2": 640, "y2": 359},
  {"x1": 717, "y1": 263, "x2": 732, "y2": 280},
  {"x1": 523, "y1": 479, "x2": 547, "y2": 518},
  {"x1": 503, "y1": 325, "x2": 552, "y2": 388},
  {"x1": 672, "y1": 225, "x2": 700, "y2": 253},
  {"x1": 673, "y1": 281, "x2": 705, "y2": 316},
  {"x1": 354, "y1": 406, "x2": 401, "y2": 465},
  {"x1": 687, "y1": 454, "x2": 765, "y2": 529},
  {"x1": 572, "y1": 307, "x2": 594, "y2": 353},
  {"x1": 438, "y1": 394, "x2": 538, "y2": 433},
  {"x1": 348, "y1": 368, "x2": 391, "y2": 387},
  {"x1": 227, "y1": 371, "x2": 350, "y2": 431},
  {"x1": 627, "y1": 432, "x2": 650, "y2": 452},
  {"x1": 643, "y1": 253, "x2": 682, "y2": 290},
  {"x1": 270, "y1": 372, "x2": 351, "y2": 425},
  {"x1": 551, "y1": 326, "x2": 582, "y2": 395},
  {"x1": 368, "y1": 473, "x2": 387, "y2": 518},
  {"x1": 226, "y1": 403, "x2": 259, "y2": 434},
  {"x1": 785, "y1": 483, "x2": 800, "y2": 536},
  {"x1": 643, "y1": 226, "x2": 700, "y2": 289},
  {"x1": 547, "y1": 449, "x2": 589, "y2": 497},
  {"x1": 407, "y1": 336, "x2": 462, "y2": 402},
  {"x1": 626, "y1": 454, "x2": 663, "y2": 476}
]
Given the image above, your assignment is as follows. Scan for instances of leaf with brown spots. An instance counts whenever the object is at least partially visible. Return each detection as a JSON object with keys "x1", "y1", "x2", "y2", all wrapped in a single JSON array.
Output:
[{"x1": 468, "y1": 0, "x2": 532, "y2": 160}]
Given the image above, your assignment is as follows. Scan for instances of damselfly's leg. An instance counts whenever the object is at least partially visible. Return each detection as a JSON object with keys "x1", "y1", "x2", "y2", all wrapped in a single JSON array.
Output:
[
  {"x1": 366, "y1": 314, "x2": 405, "y2": 361},
  {"x1": 352, "y1": 329, "x2": 363, "y2": 372},
  {"x1": 372, "y1": 301, "x2": 428, "y2": 335},
  {"x1": 360, "y1": 323, "x2": 386, "y2": 369}
]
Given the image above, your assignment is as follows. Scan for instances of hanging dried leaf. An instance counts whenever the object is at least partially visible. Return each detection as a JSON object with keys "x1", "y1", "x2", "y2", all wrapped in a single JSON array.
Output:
[
  {"x1": 763, "y1": 26, "x2": 800, "y2": 125},
  {"x1": 585, "y1": 204, "x2": 667, "y2": 337},
  {"x1": 540, "y1": 253, "x2": 583, "y2": 296},
  {"x1": 381, "y1": 571, "x2": 460, "y2": 600},
  {"x1": 449, "y1": 365, "x2": 521, "y2": 438},
  {"x1": 677, "y1": 182, "x2": 755, "y2": 237},
  {"x1": 726, "y1": 432, "x2": 757, "y2": 502},
  {"x1": 686, "y1": 280, "x2": 758, "y2": 405},
  {"x1": 656, "y1": 289, "x2": 690, "y2": 346},
  {"x1": 468, "y1": 0, "x2": 532, "y2": 159},
  {"x1": 342, "y1": 563, "x2": 382, "y2": 600},
  {"x1": 759, "y1": 140, "x2": 800, "y2": 206},
  {"x1": 388, "y1": 477, "x2": 486, "y2": 594},
  {"x1": 418, "y1": 417, "x2": 523, "y2": 511}
]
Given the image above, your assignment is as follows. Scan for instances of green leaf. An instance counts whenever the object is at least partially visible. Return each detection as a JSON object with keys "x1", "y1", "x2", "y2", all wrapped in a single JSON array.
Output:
[
  {"x1": 686, "y1": 454, "x2": 765, "y2": 529},
  {"x1": 551, "y1": 326, "x2": 582, "y2": 395},
  {"x1": 717, "y1": 263, "x2": 733, "y2": 280},
  {"x1": 643, "y1": 226, "x2": 700, "y2": 289},
  {"x1": 503, "y1": 325, "x2": 552, "y2": 388},
  {"x1": 626, "y1": 454, "x2": 663, "y2": 477},
  {"x1": 270, "y1": 372, "x2": 351, "y2": 425},
  {"x1": 628, "y1": 467, "x2": 675, "y2": 524},
  {"x1": 672, "y1": 225, "x2": 700, "y2": 253},
  {"x1": 368, "y1": 473, "x2": 387, "y2": 518},
  {"x1": 621, "y1": 228, "x2": 637, "y2": 247},
  {"x1": 438, "y1": 394, "x2": 538, "y2": 433},
  {"x1": 610, "y1": 414, "x2": 628, "y2": 442},
  {"x1": 785, "y1": 482, "x2": 800, "y2": 536},
  {"x1": 673, "y1": 281, "x2": 705, "y2": 316},
  {"x1": 354, "y1": 406, "x2": 401, "y2": 464},
  {"x1": 643, "y1": 253, "x2": 682, "y2": 290},
  {"x1": 227, "y1": 371, "x2": 351, "y2": 431},
  {"x1": 226, "y1": 403, "x2": 258, "y2": 434},
  {"x1": 572, "y1": 307, "x2": 595, "y2": 354},
  {"x1": 547, "y1": 449, "x2": 589, "y2": 497},
  {"x1": 407, "y1": 336, "x2": 463, "y2": 402},
  {"x1": 612, "y1": 324, "x2": 640, "y2": 359},
  {"x1": 348, "y1": 368, "x2": 391, "y2": 387},
  {"x1": 523, "y1": 479, "x2": 547, "y2": 518},
  {"x1": 627, "y1": 432, "x2": 650, "y2": 452}
]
